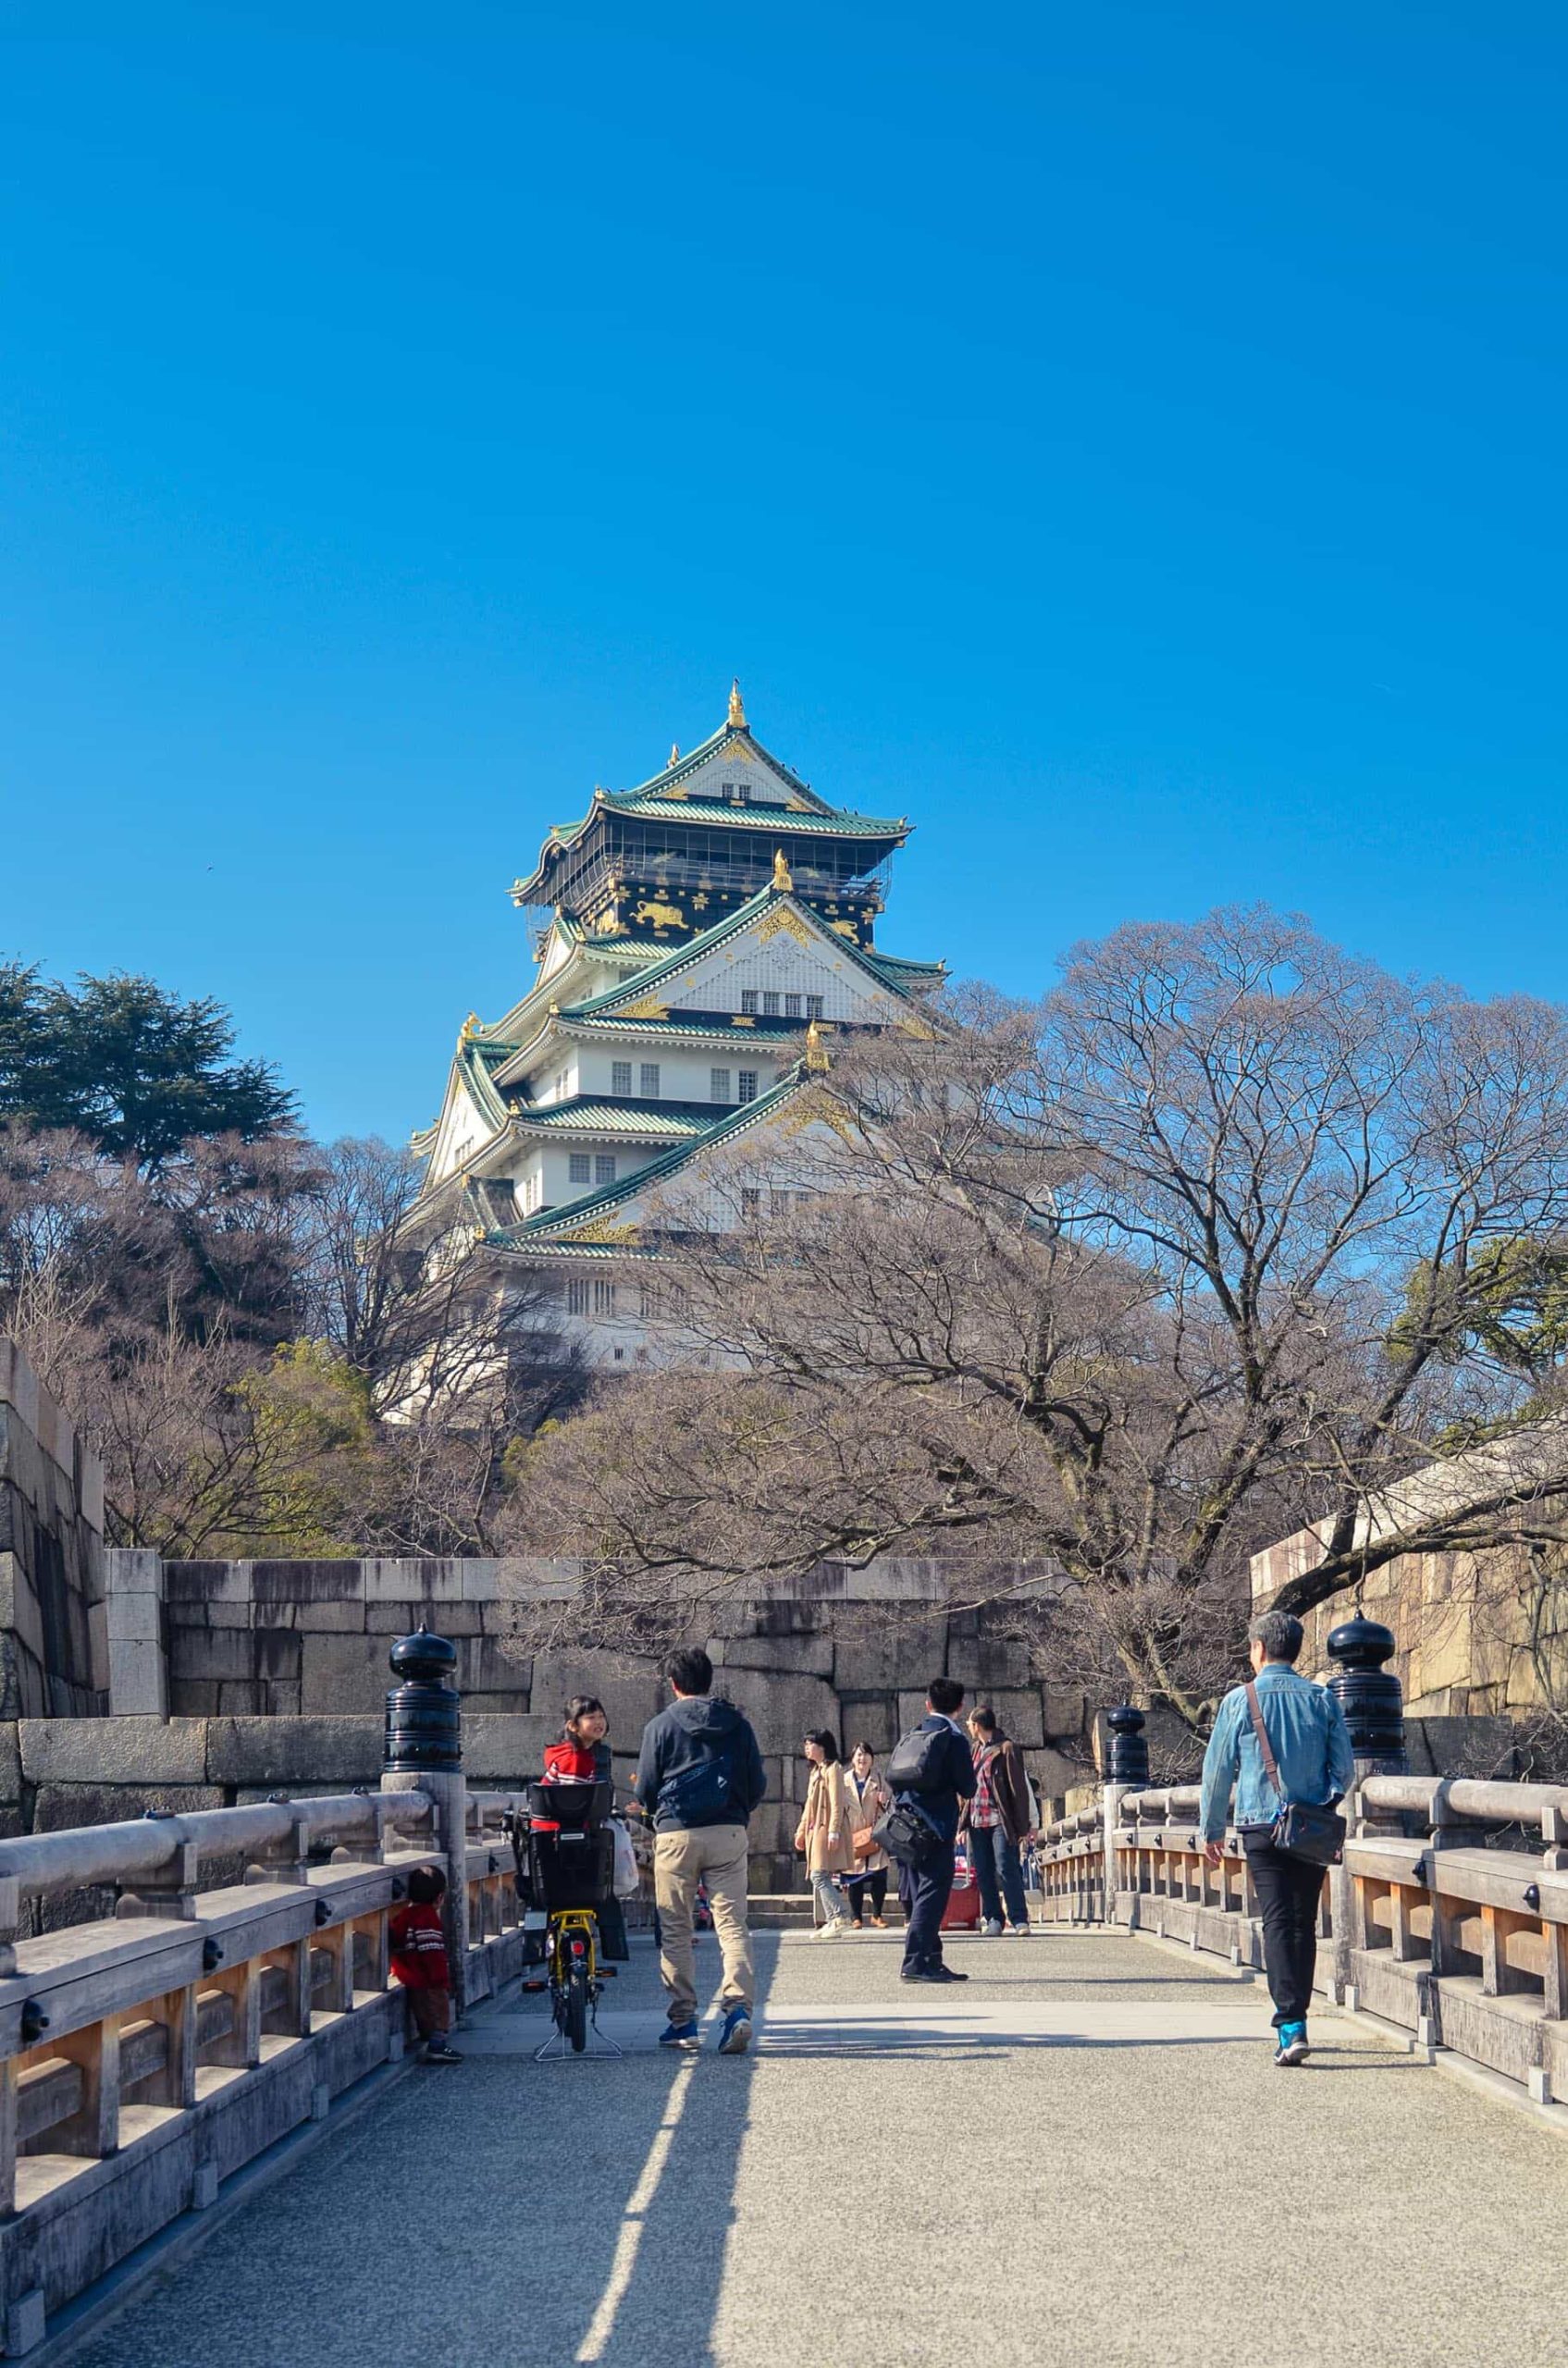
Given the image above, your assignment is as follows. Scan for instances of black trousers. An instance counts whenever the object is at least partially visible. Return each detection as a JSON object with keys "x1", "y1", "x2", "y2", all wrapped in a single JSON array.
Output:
[
  {"x1": 902, "y1": 1845, "x2": 957, "y2": 1970},
  {"x1": 1243, "y1": 1832, "x2": 1327, "y2": 2026},
  {"x1": 843, "y1": 1868, "x2": 889, "y2": 1921}
]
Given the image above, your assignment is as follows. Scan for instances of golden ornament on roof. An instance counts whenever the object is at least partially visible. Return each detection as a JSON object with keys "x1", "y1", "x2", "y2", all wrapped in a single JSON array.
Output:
[
  {"x1": 804, "y1": 1018, "x2": 830, "y2": 1073},
  {"x1": 771, "y1": 849, "x2": 794, "y2": 894},
  {"x1": 728, "y1": 678, "x2": 747, "y2": 728},
  {"x1": 668, "y1": 743, "x2": 680, "y2": 766}
]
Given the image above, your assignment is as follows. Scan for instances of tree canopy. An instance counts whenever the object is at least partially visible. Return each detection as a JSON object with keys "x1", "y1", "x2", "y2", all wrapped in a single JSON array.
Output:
[{"x1": 0, "y1": 963, "x2": 296, "y2": 1167}]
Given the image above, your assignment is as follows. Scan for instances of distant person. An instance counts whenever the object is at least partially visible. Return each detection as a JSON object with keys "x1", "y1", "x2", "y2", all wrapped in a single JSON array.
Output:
[
  {"x1": 635, "y1": 1646, "x2": 767, "y2": 2055},
  {"x1": 795, "y1": 1731, "x2": 858, "y2": 1937},
  {"x1": 1200, "y1": 1610, "x2": 1355, "y2": 2066},
  {"x1": 889, "y1": 1677, "x2": 976, "y2": 1984},
  {"x1": 961, "y1": 1706, "x2": 1035, "y2": 1937},
  {"x1": 389, "y1": 1865, "x2": 462, "y2": 2063},
  {"x1": 842, "y1": 1742, "x2": 895, "y2": 1929}
]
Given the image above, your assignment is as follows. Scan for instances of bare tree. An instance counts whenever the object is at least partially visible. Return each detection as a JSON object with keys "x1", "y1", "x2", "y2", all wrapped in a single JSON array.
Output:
[{"x1": 515, "y1": 909, "x2": 1568, "y2": 1720}]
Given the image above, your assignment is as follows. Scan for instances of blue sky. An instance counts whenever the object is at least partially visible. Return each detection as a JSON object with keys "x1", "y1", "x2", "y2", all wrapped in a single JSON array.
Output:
[{"x1": 3, "y1": 4, "x2": 1564, "y2": 1141}]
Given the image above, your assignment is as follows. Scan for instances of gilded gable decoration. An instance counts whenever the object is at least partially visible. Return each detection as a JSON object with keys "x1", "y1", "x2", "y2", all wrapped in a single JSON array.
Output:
[{"x1": 759, "y1": 904, "x2": 811, "y2": 947}]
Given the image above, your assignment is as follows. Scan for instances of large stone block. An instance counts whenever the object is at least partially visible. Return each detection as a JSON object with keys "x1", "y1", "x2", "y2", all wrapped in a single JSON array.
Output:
[
  {"x1": 463, "y1": 1712, "x2": 558, "y2": 1783},
  {"x1": 362, "y1": 1557, "x2": 499, "y2": 1604},
  {"x1": 835, "y1": 1696, "x2": 896, "y2": 1754},
  {"x1": 19, "y1": 1715, "x2": 209, "y2": 1786},
  {"x1": 833, "y1": 1618, "x2": 947, "y2": 1695},
  {"x1": 455, "y1": 1634, "x2": 535, "y2": 1699},
  {"x1": 945, "y1": 1634, "x2": 1033, "y2": 1691},
  {"x1": 528, "y1": 1650, "x2": 661, "y2": 1745},
  {"x1": 107, "y1": 1636, "x2": 167, "y2": 1716},
  {"x1": 205, "y1": 1715, "x2": 382, "y2": 1786},
  {"x1": 710, "y1": 1668, "x2": 838, "y2": 1756},
  {"x1": 31, "y1": 1781, "x2": 225, "y2": 1830},
  {"x1": 710, "y1": 1633, "x2": 835, "y2": 1678},
  {"x1": 166, "y1": 1561, "x2": 254, "y2": 1606},
  {"x1": 1020, "y1": 1746, "x2": 1084, "y2": 1803},
  {"x1": 981, "y1": 1688, "x2": 1045, "y2": 1746},
  {"x1": 0, "y1": 1719, "x2": 19, "y2": 1804},
  {"x1": 251, "y1": 1560, "x2": 366, "y2": 1606},
  {"x1": 169, "y1": 1628, "x2": 258, "y2": 1685},
  {"x1": 299, "y1": 1633, "x2": 390, "y2": 1715},
  {"x1": 1043, "y1": 1686, "x2": 1087, "y2": 1740}
]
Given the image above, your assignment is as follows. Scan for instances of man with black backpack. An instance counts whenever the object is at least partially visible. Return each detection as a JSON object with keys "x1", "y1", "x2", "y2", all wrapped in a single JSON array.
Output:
[
  {"x1": 883, "y1": 1676, "x2": 977, "y2": 1985},
  {"x1": 635, "y1": 1646, "x2": 768, "y2": 2055}
]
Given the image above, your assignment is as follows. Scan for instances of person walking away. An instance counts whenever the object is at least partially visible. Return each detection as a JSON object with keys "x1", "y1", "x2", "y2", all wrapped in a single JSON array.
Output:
[
  {"x1": 843, "y1": 1743, "x2": 895, "y2": 1929},
  {"x1": 635, "y1": 1646, "x2": 767, "y2": 2056},
  {"x1": 795, "y1": 1732, "x2": 858, "y2": 1936},
  {"x1": 891, "y1": 1677, "x2": 976, "y2": 1985},
  {"x1": 1200, "y1": 1610, "x2": 1354, "y2": 2066},
  {"x1": 962, "y1": 1707, "x2": 1035, "y2": 1937},
  {"x1": 540, "y1": 1693, "x2": 631, "y2": 1964},
  {"x1": 389, "y1": 1866, "x2": 462, "y2": 2063}
]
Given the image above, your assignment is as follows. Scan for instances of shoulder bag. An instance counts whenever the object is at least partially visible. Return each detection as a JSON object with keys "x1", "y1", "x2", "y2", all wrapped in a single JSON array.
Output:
[{"x1": 1243, "y1": 1682, "x2": 1346, "y2": 1868}]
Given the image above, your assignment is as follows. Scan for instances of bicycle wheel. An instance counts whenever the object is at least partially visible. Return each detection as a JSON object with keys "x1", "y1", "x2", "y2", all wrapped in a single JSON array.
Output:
[{"x1": 564, "y1": 1959, "x2": 588, "y2": 2053}]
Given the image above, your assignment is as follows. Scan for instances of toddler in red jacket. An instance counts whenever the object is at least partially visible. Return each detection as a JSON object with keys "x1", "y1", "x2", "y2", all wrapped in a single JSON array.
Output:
[{"x1": 389, "y1": 1865, "x2": 461, "y2": 2063}]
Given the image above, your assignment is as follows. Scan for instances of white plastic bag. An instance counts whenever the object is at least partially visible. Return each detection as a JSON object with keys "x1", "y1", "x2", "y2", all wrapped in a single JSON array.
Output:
[{"x1": 611, "y1": 1818, "x2": 640, "y2": 1900}]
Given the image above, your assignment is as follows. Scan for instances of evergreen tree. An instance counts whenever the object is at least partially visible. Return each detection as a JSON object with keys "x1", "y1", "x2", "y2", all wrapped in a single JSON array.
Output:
[{"x1": 0, "y1": 968, "x2": 298, "y2": 1167}]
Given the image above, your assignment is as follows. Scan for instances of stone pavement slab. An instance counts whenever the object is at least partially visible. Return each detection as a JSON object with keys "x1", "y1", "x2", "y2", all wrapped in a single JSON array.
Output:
[{"x1": 54, "y1": 1926, "x2": 1568, "y2": 2368}]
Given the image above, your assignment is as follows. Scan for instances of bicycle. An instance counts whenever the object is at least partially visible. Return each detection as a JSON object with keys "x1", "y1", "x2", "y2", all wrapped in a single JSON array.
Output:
[{"x1": 514, "y1": 1781, "x2": 623, "y2": 2062}]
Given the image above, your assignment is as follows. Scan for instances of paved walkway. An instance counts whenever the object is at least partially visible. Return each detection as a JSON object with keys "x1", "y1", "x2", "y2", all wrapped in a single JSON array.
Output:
[{"x1": 60, "y1": 1926, "x2": 1568, "y2": 2367}]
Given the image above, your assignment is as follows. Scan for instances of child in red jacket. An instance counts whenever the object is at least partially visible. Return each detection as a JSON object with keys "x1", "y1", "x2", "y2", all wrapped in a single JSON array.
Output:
[{"x1": 389, "y1": 1865, "x2": 461, "y2": 2063}]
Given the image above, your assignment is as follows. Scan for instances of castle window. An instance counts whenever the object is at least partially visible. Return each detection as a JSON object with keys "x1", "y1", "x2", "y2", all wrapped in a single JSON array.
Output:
[
  {"x1": 569, "y1": 1152, "x2": 592, "y2": 1184},
  {"x1": 639, "y1": 1281, "x2": 661, "y2": 1321},
  {"x1": 737, "y1": 1070, "x2": 758, "y2": 1104},
  {"x1": 806, "y1": 995, "x2": 824, "y2": 1021},
  {"x1": 612, "y1": 1061, "x2": 633, "y2": 1095},
  {"x1": 770, "y1": 1190, "x2": 791, "y2": 1215},
  {"x1": 567, "y1": 1278, "x2": 589, "y2": 1315},
  {"x1": 784, "y1": 993, "x2": 802, "y2": 1019},
  {"x1": 710, "y1": 1067, "x2": 731, "y2": 1102},
  {"x1": 595, "y1": 1154, "x2": 616, "y2": 1186},
  {"x1": 762, "y1": 992, "x2": 781, "y2": 1017},
  {"x1": 594, "y1": 1279, "x2": 616, "y2": 1317},
  {"x1": 741, "y1": 1189, "x2": 760, "y2": 1218},
  {"x1": 640, "y1": 1063, "x2": 661, "y2": 1098},
  {"x1": 740, "y1": 991, "x2": 759, "y2": 1016}
]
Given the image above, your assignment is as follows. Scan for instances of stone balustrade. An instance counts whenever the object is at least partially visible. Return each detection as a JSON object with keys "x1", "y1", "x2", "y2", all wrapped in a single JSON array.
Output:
[
  {"x1": 1036, "y1": 1630, "x2": 1568, "y2": 2114},
  {"x1": 0, "y1": 1634, "x2": 537, "y2": 2356}
]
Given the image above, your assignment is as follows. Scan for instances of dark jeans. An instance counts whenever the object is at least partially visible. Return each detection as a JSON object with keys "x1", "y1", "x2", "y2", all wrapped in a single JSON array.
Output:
[
  {"x1": 902, "y1": 1844, "x2": 957, "y2": 1971},
  {"x1": 968, "y1": 1825, "x2": 1028, "y2": 1928},
  {"x1": 843, "y1": 1868, "x2": 889, "y2": 1922},
  {"x1": 1243, "y1": 1832, "x2": 1327, "y2": 2026}
]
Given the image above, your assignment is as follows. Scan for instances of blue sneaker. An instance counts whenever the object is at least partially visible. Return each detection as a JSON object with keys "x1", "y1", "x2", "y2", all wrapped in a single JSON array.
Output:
[
  {"x1": 717, "y1": 2005, "x2": 752, "y2": 2055},
  {"x1": 659, "y1": 2017, "x2": 700, "y2": 2050},
  {"x1": 1273, "y1": 2021, "x2": 1310, "y2": 2066}
]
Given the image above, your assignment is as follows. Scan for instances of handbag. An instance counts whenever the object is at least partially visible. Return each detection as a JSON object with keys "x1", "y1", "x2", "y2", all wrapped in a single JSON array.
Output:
[
  {"x1": 851, "y1": 1825, "x2": 877, "y2": 1857},
  {"x1": 1243, "y1": 1682, "x2": 1346, "y2": 1868},
  {"x1": 872, "y1": 1799, "x2": 945, "y2": 1868}
]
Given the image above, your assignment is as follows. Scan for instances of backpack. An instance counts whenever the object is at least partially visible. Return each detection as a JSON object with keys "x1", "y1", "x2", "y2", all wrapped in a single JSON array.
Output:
[
  {"x1": 658, "y1": 1744, "x2": 735, "y2": 1824},
  {"x1": 886, "y1": 1722, "x2": 955, "y2": 1794}
]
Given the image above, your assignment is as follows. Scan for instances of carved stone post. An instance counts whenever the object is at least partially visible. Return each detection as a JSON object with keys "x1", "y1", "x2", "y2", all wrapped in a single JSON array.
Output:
[
  {"x1": 381, "y1": 1627, "x2": 468, "y2": 2018},
  {"x1": 1103, "y1": 1707, "x2": 1149, "y2": 1929},
  {"x1": 1326, "y1": 1617, "x2": 1405, "y2": 2006}
]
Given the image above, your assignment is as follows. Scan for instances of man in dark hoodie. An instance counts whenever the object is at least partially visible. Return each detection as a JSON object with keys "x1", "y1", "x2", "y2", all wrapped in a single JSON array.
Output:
[{"x1": 635, "y1": 1646, "x2": 767, "y2": 2054}]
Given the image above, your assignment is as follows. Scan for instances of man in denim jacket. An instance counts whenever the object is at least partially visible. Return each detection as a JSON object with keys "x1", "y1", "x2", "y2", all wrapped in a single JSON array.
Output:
[{"x1": 1199, "y1": 1610, "x2": 1355, "y2": 2066}]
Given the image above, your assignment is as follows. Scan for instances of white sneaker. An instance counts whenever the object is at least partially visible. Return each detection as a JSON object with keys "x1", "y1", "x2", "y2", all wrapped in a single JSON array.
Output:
[
  {"x1": 1006, "y1": 1922, "x2": 1033, "y2": 1936},
  {"x1": 814, "y1": 1919, "x2": 842, "y2": 1940},
  {"x1": 981, "y1": 1918, "x2": 1004, "y2": 1938}
]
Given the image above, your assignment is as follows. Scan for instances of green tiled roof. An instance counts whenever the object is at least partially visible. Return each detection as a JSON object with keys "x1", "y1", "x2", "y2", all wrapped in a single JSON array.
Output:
[
  {"x1": 599, "y1": 793, "x2": 906, "y2": 839},
  {"x1": 512, "y1": 1096, "x2": 719, "y2": 1139},
  {"x1": 557, "y1": 1014, "x2": 805, "y2": 1043},
  {"x1": 490, "y1": 1067, "x2": 821, "y2": 1245},
  {"x1": 623, "y1": 722, "x2": 829, "y2": 812}
]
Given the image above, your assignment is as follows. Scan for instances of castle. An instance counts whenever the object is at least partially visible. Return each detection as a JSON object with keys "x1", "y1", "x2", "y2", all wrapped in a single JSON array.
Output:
[{"x1": 412, "y1": 684, "x2": 945, "y2": 1364}]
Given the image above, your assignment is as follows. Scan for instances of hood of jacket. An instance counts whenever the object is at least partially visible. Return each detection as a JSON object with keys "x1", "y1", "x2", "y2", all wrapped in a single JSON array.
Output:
[{"x1": 668, "y1": 1695, "x2": 749, "y2": 1742}]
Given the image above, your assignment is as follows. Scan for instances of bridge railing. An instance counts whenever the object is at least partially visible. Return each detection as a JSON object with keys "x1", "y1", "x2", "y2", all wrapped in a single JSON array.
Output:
[
  {"x1": 1034, "y1": 1637, "x2": 1568, "y2": 2113},
  {"x1": 0, "y1": 1640, "x2": 537, "y2": 2356}
]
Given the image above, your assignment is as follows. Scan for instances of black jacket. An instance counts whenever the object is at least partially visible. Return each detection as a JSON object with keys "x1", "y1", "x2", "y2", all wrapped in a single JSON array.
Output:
[
  {"x1": 894, "y1": 1714, "x2": 977, "y2": 1844},
  {"x1": 635, "y1": 1696, "x2": 768, "y2": 1832}
]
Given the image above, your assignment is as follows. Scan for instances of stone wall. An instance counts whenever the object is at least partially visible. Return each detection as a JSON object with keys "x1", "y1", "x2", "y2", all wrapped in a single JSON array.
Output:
[
  {"x1": 111, "y1": 1551, "x2": 1092, "y2": 1892},
  {"x1": 0, "y1": 1340, "x2": 106, "y2": 1720},
  {"x1": 1251, "y1": 1524, "x2": 1564, "y2": 1725}
]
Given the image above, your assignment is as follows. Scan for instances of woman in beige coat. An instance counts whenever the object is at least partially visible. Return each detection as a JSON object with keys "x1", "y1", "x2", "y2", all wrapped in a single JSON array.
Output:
[
  {"x1": 795, "y1": 1732, "x2": 858, "y2": 1936},
  {"x1": 842, "y1": 1742, "x2": 895, "y2": 1929}
]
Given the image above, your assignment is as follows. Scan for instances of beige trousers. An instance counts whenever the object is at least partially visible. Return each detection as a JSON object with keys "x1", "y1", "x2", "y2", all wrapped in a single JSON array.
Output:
[{"x1": 654, "y1": 1822, "x2": 753, "y2": 2023}]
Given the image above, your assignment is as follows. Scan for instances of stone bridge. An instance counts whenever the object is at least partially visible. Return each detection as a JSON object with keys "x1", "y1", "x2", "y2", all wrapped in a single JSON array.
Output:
[{"x1": 1, "y1": 1636, "x2": 1567, "y2": 2366}]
